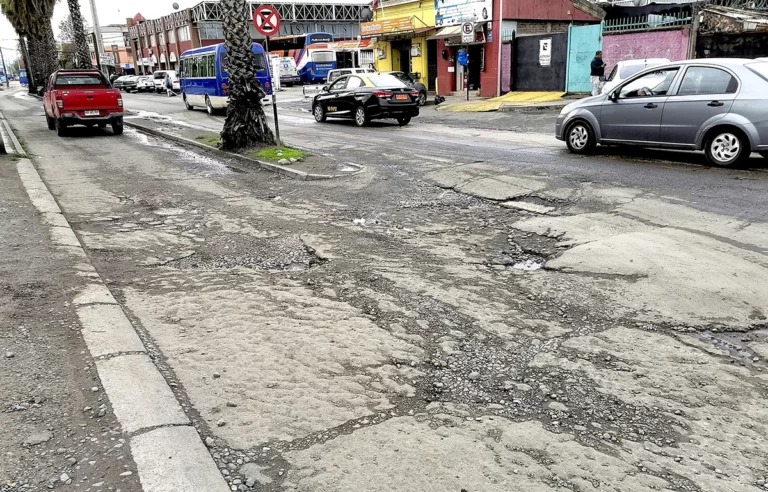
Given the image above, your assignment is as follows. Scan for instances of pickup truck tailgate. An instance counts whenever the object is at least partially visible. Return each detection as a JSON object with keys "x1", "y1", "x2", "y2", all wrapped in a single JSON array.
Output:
[{"x1": 58, "y1": 89, "x2": 120, "y2": 111}]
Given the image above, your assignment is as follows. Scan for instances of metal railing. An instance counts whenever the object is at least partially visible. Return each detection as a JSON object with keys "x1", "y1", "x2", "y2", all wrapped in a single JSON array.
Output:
[
  {"x1": 603, "y1": 11, "x2": 692, "y2": 33},
  {"x1": 593, "y1": 0, "x2": 768, "y2": 9}
]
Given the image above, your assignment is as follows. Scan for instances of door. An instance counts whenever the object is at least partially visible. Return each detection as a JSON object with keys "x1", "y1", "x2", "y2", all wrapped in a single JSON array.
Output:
[
  {"x1": 600, "y1": 67, "x2": 680, "y2": 142},
  {"x1": 427, "y1": 40, "x2": 437, "y2": 91},
  {"x1": 318, "y1": 76, "x2": 351, "y2": 116},
  {"x1": 660, "y1": 66, "x2": 738, "y2": 145}
]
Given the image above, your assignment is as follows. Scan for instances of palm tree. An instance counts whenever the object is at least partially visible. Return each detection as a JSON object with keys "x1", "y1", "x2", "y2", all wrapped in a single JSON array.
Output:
[
  {"x1": 219, "y1": 0, "x2": 275, "y2": 150},
  {"x1": 64, "y1": 0, "x2": 92, "y2": 69},
  {"x1": 0, "y1": 0, "x2": 58, "y2": 91}
]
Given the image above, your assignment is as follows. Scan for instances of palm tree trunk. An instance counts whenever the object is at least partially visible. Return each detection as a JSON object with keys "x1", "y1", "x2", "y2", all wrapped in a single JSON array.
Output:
[
  {"x1": 66, "y1": 0, "x2": 92, "y2": 69},
  {"x1": 18, "y1": 35, "x2": 36, "y2": 93},
  {"x1": 219, "y1": 0, "x2": 275, "y2": 150},
  {"x1": 26, "y1": 35, "x2": 42, "y2": 93},
  {"x1": 27, "y1": 23, "x2": 58, "y2": 89}
]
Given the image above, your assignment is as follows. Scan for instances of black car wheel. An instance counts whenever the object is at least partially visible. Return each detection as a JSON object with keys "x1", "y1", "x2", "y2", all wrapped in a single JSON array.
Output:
[
  {"x1": 354, "y1": 106, "x2": 368, "y2": 127},
  {"x1": 55, "y1": 118, "x2": 67, "y2": 137},
  {"x1": 313, "y1": 103, "x2": 326, "y2": 122},
  {"x1": 417, "y1": 92, "x2": 427, "y2": 106},
  {"x1": 565, "y1": 121, "x2": 596, "y2": 154},
  {"x1": 397, "y1": 116, "x2": 411, "y2": 126},
  {"x1": 705, "y1": 130, "x2": 747, "y2": 167},
  {"x1": 112, "y1": 123, "x2": 124, "y2": 135},
  {"x1": 46, "y1": 113, "x2": 55, "y2": 130},
  {"x1": 183, "y1": 93, "x2": 194, "y2": 110}
]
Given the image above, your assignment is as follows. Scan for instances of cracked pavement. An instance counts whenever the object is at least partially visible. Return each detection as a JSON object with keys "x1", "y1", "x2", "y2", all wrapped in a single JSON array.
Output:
[{"x1": 2, "y1": 85, "x2": 768, "y2": 491}]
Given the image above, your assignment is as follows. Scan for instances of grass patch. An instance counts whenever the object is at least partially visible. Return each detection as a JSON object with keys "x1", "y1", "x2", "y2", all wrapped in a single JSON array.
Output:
[
  {"x1": 250, "y1": 147, "x2": 308, "y2": 162},
  {"x1": 195, "y1": 135, "x2": 220, "y2": 147}
]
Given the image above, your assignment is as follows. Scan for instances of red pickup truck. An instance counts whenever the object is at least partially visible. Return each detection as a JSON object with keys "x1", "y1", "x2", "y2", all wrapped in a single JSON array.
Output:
[{"x1": 43, "y1": 70, "x2": 124, "y2": 136}]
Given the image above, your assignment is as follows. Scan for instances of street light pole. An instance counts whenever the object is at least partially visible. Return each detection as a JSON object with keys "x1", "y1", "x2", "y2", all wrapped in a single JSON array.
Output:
[{"x1": 88, "y1": 0, "x2": 106, "y2": 73}]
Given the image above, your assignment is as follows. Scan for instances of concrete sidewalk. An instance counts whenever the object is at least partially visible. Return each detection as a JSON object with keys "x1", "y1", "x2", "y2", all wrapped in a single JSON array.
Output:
[{"x1": 437, "y1": 91, "x2": 568, "y2": 113}]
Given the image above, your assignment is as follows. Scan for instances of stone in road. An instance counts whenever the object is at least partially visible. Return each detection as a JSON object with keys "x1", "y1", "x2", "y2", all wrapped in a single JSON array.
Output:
[{"x1": 2, "y1": 85, "x2": 768, "y2": 492}]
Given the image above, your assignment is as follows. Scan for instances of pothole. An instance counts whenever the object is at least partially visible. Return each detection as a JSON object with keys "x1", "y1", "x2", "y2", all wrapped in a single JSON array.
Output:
[{"x1": 165, "y1": 233, "x2": 324, "y2": 272}]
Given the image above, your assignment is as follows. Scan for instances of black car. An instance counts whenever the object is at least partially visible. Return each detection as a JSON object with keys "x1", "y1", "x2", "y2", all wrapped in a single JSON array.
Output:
[
  {"x1": 312, "y1": 74, "x2": 419, "y2": 127},
  {"x1": 121, "y1": 76, "x2": 139, "y2": 93},
  {"x1": 380, "y1": 71, "x2": 428, "y2": 106}
]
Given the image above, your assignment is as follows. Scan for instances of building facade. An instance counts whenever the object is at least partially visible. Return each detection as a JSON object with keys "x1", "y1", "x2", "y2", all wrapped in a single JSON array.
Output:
[
  {"x1": 87, "y1": 25, "x2": 136, "y2": 73},
  {"x1": 363, "y1": 0, "x2": 438, "y2": 91},
  {"x1": 128, "y1": 11, "x2": 198, "y2": 75}
]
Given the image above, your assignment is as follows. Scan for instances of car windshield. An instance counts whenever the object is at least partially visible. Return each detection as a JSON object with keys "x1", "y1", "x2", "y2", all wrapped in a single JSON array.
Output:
[
  {"x1": 747, "y1": 62, "x2": 768, "y2": 81},
  {"x1": 389, "y1": 72, "x2": 410, "y2": 83},
  {"x1": 367, "y1": 75, "x2": 408, "y2": 88}
]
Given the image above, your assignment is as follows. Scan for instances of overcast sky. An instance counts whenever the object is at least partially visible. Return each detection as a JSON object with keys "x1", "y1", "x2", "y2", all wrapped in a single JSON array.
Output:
[{"x1": 1, "y1": 0, "x2": 202, "y2": 62}]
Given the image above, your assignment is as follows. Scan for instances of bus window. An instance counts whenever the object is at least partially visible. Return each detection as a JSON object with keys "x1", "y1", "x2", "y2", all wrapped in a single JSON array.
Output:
[
  {"x1": 254, "y1": 53, "x2": 267, "y2": 72},
  {"x1": 207, "y1": 55, "x2": 216, "y2": 78},
  {"x1": 200, "y1": 55, "x2": 208, "y2": 78},
  {"x1": 191, "y1": 57, "x2": 199, "y2": 78}
]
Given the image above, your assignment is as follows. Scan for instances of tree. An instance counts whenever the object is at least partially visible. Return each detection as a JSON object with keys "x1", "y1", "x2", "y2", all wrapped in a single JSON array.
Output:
[
  {"x1": 219, "y1": 0, "x2": 275, "y2": 150},
  {"x1": 0, "y1": 0, "x2": 59, "y2": 91},
  {"x1": 59, "y1": 1, "x2": 92, "y2": 69}
]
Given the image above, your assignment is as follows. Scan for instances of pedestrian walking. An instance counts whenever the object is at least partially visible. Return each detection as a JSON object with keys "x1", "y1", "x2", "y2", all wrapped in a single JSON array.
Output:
[
  {"x1": 165, "y1": 74, "x2": 177, "y2": 97},
  {"x1": 590, "y1": 51, "x2": 606, "y2": 96}
]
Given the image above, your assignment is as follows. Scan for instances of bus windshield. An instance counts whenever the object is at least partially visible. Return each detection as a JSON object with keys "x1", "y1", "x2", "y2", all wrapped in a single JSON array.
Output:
[{"x1": 311, "y1": 51, "x2": 335, "y2": 63}]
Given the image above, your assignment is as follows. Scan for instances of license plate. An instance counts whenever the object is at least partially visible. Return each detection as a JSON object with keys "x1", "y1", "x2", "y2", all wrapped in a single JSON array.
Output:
[
  {"x1": 395, "y1": 94, "x2": 408, "y2": 101},
  {"x1": 84, "y1": 110, "x2": 100, "y2": 116}
]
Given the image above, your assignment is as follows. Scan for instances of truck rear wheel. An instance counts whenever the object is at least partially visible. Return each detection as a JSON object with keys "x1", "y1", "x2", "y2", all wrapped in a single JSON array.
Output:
[
  {"x1": 112, "y1": 123, "x2": 124, "y2": 135},
  {"x1": 46, "y1": 114, "x2": 55, "y2": 130},
  {"x1": 55, "y1": 118, "x2": 67, "y2": 137}
]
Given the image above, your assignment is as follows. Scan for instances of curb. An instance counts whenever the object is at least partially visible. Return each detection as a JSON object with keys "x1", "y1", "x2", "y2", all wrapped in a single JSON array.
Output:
[
  {"x1": 498, "y1": 103, "x2": 568, "y2": 113},
  {"x1": 0, "y1": 110, "x2": 230, "y2": 492},
  {"x1": 123, "y1": 120, "x2": 364, "y2": 181}
]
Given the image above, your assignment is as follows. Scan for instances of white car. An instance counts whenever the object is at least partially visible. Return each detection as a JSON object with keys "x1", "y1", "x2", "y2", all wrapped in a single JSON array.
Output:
[
  {"x1": 152, "y1": 70, "x2": 179, "y2": 93},
  {"x1": 602, "y1": 58, "x2": 671, "y2": 95},
  {"x1": 326, "y1": 67, "x2": 375, "y2": 84},
  {"x1": 136, "y1": 76, "x2": 154, "y2": 92}
]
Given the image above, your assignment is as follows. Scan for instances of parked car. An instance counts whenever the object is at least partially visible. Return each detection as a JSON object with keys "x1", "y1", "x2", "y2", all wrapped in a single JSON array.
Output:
[
  {"x1": 378, "y1": 71, "x2": 428, "y2": 106},
  {"x1": 136, "y1": 76, "x2": 154, "y2": 92},
  {"x1": 602, "y1": 58, "x2": 670, "y2": 95},
  {"x1": 152, "y1": 70, "x2": 179, "y2": 93},
  {"x1": 312, "y1": 73, "x2": 419, "y2": 127},
  {"x1": 43, "y1": 69, "x2": 124, "y2": 136},
  {"x1": 326, "y1": 67, "x2": 375, "y2": 84},
  {"x1": 120, "y1": 75, "x2": 139, "y2": 92},
  {"x1": 112, "y1": 75, "x2": 131, "y2": 90},
  {"x1": 557, "y1": 59, "x2": 768, "y2": 166}
]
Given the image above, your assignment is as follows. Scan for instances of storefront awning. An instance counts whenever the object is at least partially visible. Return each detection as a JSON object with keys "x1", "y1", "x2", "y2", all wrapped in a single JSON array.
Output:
[
  {"x1": 427, "y1": 25, "x2": 463, "y2": 40},
  {"x1": 375, "y1": 27, "x2": 433, "y2": 42}
]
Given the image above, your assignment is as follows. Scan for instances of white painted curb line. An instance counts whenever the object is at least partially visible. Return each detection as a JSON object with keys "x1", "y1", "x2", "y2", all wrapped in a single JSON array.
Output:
[{"x1": 1, "y1": 111, "x2": 229, "y2": 492}]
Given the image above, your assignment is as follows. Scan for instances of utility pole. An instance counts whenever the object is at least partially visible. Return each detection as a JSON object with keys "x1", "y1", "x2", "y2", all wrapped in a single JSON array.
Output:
[
  {"x1": 88, "y1": 0, "x2": 106, "y2": 73},
  {"x1": 0, "y1": 45, "x2": 9, "y2": 88}
]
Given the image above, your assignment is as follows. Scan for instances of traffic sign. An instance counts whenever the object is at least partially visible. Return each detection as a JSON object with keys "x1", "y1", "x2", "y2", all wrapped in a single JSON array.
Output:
[
  {"x1": 461, "y1": 22, "x2": 474, "y2": 44},
  {"x1": 253, "y1": 5, "x2": 281, "y2": 37}
]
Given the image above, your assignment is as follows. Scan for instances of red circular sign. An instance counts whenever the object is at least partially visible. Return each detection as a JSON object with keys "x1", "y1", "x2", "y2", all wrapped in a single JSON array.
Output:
[{"x1": 253, "y1": 5, "x2": 281, "y2": 37}]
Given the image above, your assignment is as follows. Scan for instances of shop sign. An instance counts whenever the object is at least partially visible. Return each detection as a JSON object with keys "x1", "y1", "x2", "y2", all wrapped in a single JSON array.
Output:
[
  {"x1": 435, "y1": 0, "x2": 492, "y2": 27},
  {"x1": 410, "y1": 44, "x2": 422, "y2": 57},
  {"x1": 539, "y1": 38, "x2": 552, "y2": 67},
  {"x1": 360, "y1": 16, "x2": 414, "y2": 38}
]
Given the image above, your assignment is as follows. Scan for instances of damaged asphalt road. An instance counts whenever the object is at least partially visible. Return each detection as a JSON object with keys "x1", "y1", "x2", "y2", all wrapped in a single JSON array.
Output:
[{"x1": 2, "y1": 87, "x2": 768, "y2": 492}]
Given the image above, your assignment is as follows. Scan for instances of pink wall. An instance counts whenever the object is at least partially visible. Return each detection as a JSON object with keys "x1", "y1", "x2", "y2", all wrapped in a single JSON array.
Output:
[{"x1": 602, "y1": 28, "x2": 690, "y2": 76}]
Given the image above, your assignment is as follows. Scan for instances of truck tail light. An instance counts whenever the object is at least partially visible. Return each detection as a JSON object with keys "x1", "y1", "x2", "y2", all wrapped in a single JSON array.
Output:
[
  {"x1": 56, "y1": 97, "x2": 64, "y2": 109},
  {"x1": 117, "y1": 97, "x2": 123, "y2": 108},
  {"x1": 373, "y1": 91, "x2": 393, "y2": 98}
]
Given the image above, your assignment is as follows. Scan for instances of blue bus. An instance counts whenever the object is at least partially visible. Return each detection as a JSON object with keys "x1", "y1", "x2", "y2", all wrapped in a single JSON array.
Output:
[
  {"x1": 19, "y1": 69, "x2": 28, "y2": 86},
  {"x1": 267, "y1": 33, "x2": 336, "y2": 83},
  {"x1": 179, "y1": 43, "x2": 272, "y2": 115}
]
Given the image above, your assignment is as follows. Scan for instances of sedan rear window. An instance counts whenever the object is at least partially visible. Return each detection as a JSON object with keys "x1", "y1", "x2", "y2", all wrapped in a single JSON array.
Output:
[
  {"x1": 367, "y1": 75, "x2": 408, "y2": 88},
  {"x1": 55, "y1": 74, "x2": 105, "y2": 86},
  {"x1": 620, "y1": 65, "x2": 645, "y2": 79},
  {"x1": 746, "y1": 62, "x2": 768, "y2": 82}
]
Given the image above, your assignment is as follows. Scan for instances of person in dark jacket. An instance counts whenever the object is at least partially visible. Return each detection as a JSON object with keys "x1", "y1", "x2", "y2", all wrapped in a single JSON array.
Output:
[{"x1": 590, "y1": 51, "x2": 606, "y2": 96}]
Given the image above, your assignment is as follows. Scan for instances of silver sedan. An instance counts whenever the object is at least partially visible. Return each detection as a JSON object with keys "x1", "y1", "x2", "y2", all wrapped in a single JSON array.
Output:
[{"x1": 556, "y1": 58, "x2": 768, "y2": 166}]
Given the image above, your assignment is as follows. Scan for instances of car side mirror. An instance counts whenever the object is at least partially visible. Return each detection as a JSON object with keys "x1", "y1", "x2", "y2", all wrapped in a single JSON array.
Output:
[
  {"x1": 322, "y1": 85, "x2": 329, "y2": 91},
  {"x1": 610, "y1": 90, "x2": 619, "y2": 101}
]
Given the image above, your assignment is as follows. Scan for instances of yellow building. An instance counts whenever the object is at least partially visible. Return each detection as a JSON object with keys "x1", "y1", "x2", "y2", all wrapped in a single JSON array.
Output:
[{"x1": 361, "y1": 1, "x2": 436, "y2": 92}]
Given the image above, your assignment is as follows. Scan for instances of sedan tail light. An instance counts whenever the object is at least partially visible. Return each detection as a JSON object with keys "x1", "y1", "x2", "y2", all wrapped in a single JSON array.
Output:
[
  {"x1": 410, "y1": 91, "x2": 419, "y2": 97},
  {"x1": 373, "y1": 91, "x2": 393, "y2": 98}
]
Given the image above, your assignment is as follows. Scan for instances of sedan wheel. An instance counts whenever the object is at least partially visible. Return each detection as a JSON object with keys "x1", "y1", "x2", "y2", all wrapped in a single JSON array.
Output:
[
  {"x1": 565, "y1": 122, "x2": 596, "y2": 154},
  {"x1": 760, "y1": 151, "x2": 768, "y2": 160},
  {"x1": 706, "y1": 132, "x2": 744, "y2": 166},
  {"x1": 417, "y1": 92, "x2": 427, "y2": 106},
  {"x1": 313, "y1": 103, "x2": 326, "y2": 123},
  {"x1": 354, "y1": 106, "x2": 368, "y2": 127},
  {"x1": 397, "y1": 116, "x2": 411, "y2": 126}
]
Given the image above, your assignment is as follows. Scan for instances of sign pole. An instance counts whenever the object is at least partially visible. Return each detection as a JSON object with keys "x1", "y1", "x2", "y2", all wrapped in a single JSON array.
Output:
[
  {"x1": 269, "y1": 36, "x2": 281, "y2": 148},
  {"x1": 466, "y1": 51, "x2": 469, "y2": 102},
  {"x1": 254, "y1": 5, "x2": 282, "y2": 148}
]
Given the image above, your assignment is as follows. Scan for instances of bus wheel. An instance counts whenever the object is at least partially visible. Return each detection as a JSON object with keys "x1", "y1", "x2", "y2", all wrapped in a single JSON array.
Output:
[
  {"x1": 205, "y1": 96, "x2": 215, "y2": 116},
  {"x1": 183, "y1": 93, "x2": 194, "y2": 111}
]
